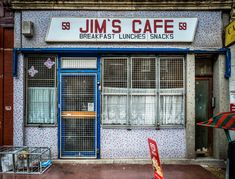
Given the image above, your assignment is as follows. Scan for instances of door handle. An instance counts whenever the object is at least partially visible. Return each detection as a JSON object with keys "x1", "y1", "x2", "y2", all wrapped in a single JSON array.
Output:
[{"x1": 5, "y1": 106, "x2": 12, "y2": 111}]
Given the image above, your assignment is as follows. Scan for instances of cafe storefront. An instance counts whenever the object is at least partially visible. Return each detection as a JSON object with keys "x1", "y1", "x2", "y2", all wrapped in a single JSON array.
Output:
[{"x1": 13, "y1": 9, "x2": 229, "y2": 159}]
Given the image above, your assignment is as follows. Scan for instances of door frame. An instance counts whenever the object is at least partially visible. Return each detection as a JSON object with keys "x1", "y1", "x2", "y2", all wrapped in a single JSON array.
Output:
[
  {"x1": 57, "y1": 55, "x2": 101, "y2": 159},
  {"x1": 195, "y1": 77, "x2": 213, "y2": 156}
]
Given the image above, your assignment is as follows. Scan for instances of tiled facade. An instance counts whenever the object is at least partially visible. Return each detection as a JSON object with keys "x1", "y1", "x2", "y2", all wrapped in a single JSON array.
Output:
[{"x1": 13, "y1": 10, "x2": 229, "y2": 159}]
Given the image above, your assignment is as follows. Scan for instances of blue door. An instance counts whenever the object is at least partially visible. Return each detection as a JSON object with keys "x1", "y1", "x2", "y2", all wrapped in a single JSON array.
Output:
[{"x1": 59, "y1": 73, "x2": 97, "y2": 158}]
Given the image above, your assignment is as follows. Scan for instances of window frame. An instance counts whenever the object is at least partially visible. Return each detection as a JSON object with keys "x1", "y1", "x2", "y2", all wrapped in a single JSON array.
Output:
[
  {"x1": 158, "y1": 56, "x2": 185, "y2": 127},
  {"x1": 24, "y1": 54, "x2": 58, "y2": 127},
  {"x1": 101, "y1": 57, "x2": 129, "y2": 126},
  {"x1": 101, "y1": 55, "x2": 185, "y2": 128}
]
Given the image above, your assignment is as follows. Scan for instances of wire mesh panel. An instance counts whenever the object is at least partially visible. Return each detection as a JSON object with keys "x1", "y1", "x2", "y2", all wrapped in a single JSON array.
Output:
[
  {"x1": 26, "y1": 56, "x2": 56, "y2": 125},
  {"x1": 15, "y1": 147, "x2": 51, "y2": 174},
  {"x1": 60, "y1": 74, "x2": 96, "y2": 158},
  {"x1": 0, "y1": 146, "x2": 51, "y2": 174},
  {"x1": 102, "y1": 56, "x2": 185, "y2": 127},
  {"x1": 27, "y1": 56, "x2": 56, "y2": 87},
  {"x1": 61, "y1": 57, "x2": 97, "y2": 69},
  {"x1": 160, "y1": 57, "x2": 184, "y2": 89},
  {"x1": 102, "y1": 58, "x2": 128, "y2": 125},
  {"x1": 0, "y1": 146, "x2": 25, "y2": 173},
  {"x1": 103, "y1": 58, "x2": 128, "y2": 88},
  {"x1": 131, "y1": 57, "x2": 156, "y2": 89},
  {"x1": 159, "y1": 57, "x2": 185, "y2": 125},
  {"x1": 130, "y1": 57, "x2": 156, "y2": 126}
]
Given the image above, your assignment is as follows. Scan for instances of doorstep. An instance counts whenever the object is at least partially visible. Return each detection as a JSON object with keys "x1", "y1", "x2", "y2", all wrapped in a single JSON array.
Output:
[{"x1": 53, "y1": 158, "x2": 225, "y2": 167}]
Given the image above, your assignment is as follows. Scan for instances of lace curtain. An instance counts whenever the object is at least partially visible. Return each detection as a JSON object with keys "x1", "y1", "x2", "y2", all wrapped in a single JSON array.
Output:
[
  {"x1": 103, "y1": 95, "x2": 127, "y2": 125},
  {"x1": 160, "y1": 95, "x2": 184, "y2": 125},
  {"x1": 103, "y1": 87, "x2": 184, "y2": 125},
  {"x1": 27, "y1": 87, "x2": 56, "y2": 124},
  {"x1": 130, "y1": 96, "x2": 155, "y2": 125}
]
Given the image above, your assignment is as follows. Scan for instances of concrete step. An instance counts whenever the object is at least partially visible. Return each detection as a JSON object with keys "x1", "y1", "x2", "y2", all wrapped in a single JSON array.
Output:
[{"x1": 53, "y1": 158, "x2": 225, "y2": 167}]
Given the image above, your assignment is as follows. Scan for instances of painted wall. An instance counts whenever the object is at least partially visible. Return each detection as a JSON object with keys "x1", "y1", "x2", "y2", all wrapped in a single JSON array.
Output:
[{"x1": 14, "y1": 10, "x2": 223, "y2": 159}]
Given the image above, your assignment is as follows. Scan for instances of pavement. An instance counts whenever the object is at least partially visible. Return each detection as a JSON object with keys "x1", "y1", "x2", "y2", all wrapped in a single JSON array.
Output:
[{"x1": 0, "y1": 164, "x2": 224, "y2": 179}]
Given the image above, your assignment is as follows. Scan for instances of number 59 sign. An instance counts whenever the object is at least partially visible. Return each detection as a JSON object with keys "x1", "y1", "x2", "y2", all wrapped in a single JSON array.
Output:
[{"x1": 148, "y1": 138, "x2": 164, "y2": 179}]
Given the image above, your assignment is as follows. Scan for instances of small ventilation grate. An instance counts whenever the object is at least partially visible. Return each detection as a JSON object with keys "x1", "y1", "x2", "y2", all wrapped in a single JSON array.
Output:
[{"x1": 61, "y1": 57, "x2": 97, "y2": 69}]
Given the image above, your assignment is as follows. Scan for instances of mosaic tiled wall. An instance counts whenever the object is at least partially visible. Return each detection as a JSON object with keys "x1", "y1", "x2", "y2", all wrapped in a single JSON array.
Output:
[
  {"x1": 13, "y1": 54, "x2": 58, "y2": 158},
  {"x1": 14, "y1": 10, "x2": 223, "y2": 159},
  {"x1": 13, "y1": 54, "x2": 24, "y2": 147},
  {"x1": 14, "y1": 11, "x2": 222, "y2": 49},
  {"x1": 25, "y1": 128, "x2": 58, "y2": 159},
  {"x1": 101, "y1": 128, "x2": 186, "y2": 158}
]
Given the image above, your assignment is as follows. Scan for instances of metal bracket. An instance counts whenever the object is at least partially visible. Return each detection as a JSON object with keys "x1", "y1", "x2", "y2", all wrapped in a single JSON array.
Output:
[{"x1": 212, "y1": 97, "x2": 216, "y2": 108}]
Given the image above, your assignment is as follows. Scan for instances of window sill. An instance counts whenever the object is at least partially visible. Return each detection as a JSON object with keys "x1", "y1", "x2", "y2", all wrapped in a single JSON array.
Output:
[
  {"x1": 25, "y1": 124, "x2": 57, "y2": 128},
  {"x1": 101, "y1": 124, "x2": 185, "y2": 129}
]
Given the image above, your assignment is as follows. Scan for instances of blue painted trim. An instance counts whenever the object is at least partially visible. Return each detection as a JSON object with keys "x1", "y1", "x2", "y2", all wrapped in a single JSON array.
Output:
[
  {"x1": 60, "y1": 69, "x2": 98, "y2": 73},
  {"x1": 13, "y1": 47, "x2": 229, "y2": 54},
  {"x1": 97, "y1": 55, "x2": 101, "y2": 159},
  {"x1": 13, "y1": 49, "x2": 17, "y2": 77},
  {"x1": 14, "y1": 47, "x2": 191, "y2": 54},
  {"x1": 57, "y1": 54, "x2": 62, "y2": 159},
  {"x1": 13, "y1": 47, "x2": 230, "y2": 77},
  {"x1": 62, "y1": 151, "x2": 96, "y2": 157},
  {"x1": 60, "y1": 73, "x2": 97, "y2": 77},
  {"x1": 58, "y1": 71, "x2": 99, "y2": 158},
  {"x1": 225, "y1": 49, "x2": 231, "y2": 79},
  {"x1": 93, "y1": 74, "x2": 98, "y2": 158}
]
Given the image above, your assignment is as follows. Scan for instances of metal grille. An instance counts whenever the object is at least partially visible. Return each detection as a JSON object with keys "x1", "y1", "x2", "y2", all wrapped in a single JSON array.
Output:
[
  {"x1": 0, "y1": 146, "x2": 51, "y2": 174},
  {"x1": 102, "y1": 56, "x2": 185, "y2": 127},
  {"x1": 160, "y1": 57, "x2": 184, "y2": 89},
  {"x1": 130, "y1": 57, "x2": 156, "y2": 125},
  {"x1": 27, "y1": 56, "x2": 56, "y2": 87},
  {"x1": 102, "y1": 58, "x2": 128, "y2": 125},
  {"x1": 61, "y1": 75, "x2": 96, "y2": 158},
  {"x1": 61, "y1": 118, "x2": 95, "y2": 152},
  {"x1": 159, "y1": 57, "x2": 185, "y2": 125},
  {"x1": 131, "y1": 57, "x2": 156, "y2": 89},
  {"x1": 61, "y1": 57, "x2": 97, "y2": 69},
  {"x1": 26, "y1": 56, "x2": 56, "y2": 125},
  {"x1": 15, "y1": 147, "x2": 51, "y2": 174},
  {"x1": 103, "y1": 58, "x2": 128, "y2": 88}
]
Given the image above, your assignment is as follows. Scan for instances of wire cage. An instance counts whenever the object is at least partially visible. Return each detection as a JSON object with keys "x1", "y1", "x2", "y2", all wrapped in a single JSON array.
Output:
[
  {"x1": 0, "y1": 146, "x2": 52, "y2": 174},
  {"x1": 0, "y1": 146, "x2": 25, "y2": 173}
]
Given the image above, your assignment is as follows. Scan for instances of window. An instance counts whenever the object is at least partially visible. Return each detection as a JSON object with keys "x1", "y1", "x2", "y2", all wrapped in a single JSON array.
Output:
[
  {"x1": 102, "y1": 56, "x2": 185, "y2": 127},
  {"x1": 25, "y1": 56, "x2": 57, "y2": 125},
  {"x1": 159, "y1": 57, "x2": 185, "y2": 125}
]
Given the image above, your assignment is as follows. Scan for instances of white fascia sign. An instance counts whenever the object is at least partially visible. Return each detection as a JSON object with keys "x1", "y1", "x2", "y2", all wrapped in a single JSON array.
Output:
[{"x1": 46, "y1": 18, "x2": 198, "y2": 42}]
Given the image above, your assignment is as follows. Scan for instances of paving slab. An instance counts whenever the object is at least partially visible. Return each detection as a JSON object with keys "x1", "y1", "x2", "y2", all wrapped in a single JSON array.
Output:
[{"x1": 0, "y1": 164, "x2": 220, "y2": 179}]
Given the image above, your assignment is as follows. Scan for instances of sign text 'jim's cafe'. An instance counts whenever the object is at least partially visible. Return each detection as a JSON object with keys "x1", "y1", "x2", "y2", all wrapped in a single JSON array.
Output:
[{"x1": 46, "y1": 18, "x2": 198, "y2": 42}]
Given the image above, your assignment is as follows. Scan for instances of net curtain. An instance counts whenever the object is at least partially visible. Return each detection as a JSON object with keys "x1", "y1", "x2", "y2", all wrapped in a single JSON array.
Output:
[
  {"x1": 27, "y1": 87, "x2": 56, "y2": 124},
  {"x1": 103, "y1": 88, "x2": 184, "y2": 125}
]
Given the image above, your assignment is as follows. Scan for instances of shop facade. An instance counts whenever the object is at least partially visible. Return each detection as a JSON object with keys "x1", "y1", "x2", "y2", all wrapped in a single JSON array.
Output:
[{"x1": 12, "y1": 1, "x2": 231, "y2": 159}]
